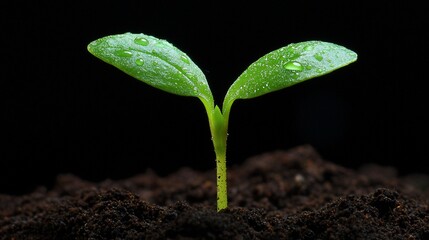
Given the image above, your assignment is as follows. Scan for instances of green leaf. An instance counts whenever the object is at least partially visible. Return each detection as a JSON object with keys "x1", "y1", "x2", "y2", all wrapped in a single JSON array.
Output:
[
  {"x1": 87, "y1": 33, "x2": 214, "y2": 106},
  {"x1": 223, "y1": 41, "x2": 357, "y2": 110}
]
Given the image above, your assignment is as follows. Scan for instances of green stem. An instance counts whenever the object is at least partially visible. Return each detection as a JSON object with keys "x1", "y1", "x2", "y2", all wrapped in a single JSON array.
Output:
[
  {"x1": 200, "y1": 101, "x2": 227, "y2": 211},
  {"x1": 211, "y1": 106, "x2": 228, "y2": 211},
  {"x1": 200, "y1": 97, "x2": 231, "y2": 211},
  {"x1": 215, "y1": 145, "x2": 227, "y2": 211}
]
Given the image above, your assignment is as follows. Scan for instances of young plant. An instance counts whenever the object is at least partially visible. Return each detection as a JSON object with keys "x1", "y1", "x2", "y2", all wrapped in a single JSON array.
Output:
[{"x1": 87, "y1": 33, "x2": 357, "y2": 211}]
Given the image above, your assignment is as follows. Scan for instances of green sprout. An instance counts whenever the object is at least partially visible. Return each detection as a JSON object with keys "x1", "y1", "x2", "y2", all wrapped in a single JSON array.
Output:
[{"x1": 87, "y1": 33, "x2": 357, "y2": 211}]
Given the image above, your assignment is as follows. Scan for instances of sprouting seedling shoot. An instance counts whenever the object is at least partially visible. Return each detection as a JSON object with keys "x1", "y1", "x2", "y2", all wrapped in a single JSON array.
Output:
[{"x1": 87, "y1": 33, "x2": 357, "y2": 211}]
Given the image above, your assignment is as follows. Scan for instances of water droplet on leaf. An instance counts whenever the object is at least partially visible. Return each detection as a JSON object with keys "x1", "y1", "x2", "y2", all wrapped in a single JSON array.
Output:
[
  {"x1": 114, "y1": 50, "x2": 133, "y2": 58},
  {"x1": 284, "y1": 61, "x2": 303, "y2": 71},
  {"x1": 314, "y1": 53, "x2": 323, "y2": 61},
  {"x1": 304, "y1": 45, "x2": 314, "y2": 51},
  {"x1": 290, "y1": 72, "x2": 299, "y2": 79},
  {"x1": 134, "y1": 37, "x2": 149, "y2": 46},
  {"x1": 135, "y1": 58, "x2": 144, "y2": 66},
  {"x1": 180, "y1": 54, "x2": 190, "y2": 64}
]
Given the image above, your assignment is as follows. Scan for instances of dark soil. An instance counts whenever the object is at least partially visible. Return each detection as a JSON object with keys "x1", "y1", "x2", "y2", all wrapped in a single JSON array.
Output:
[{"x1": 1, "y1": 145, "x2": 428, "y2": 239}]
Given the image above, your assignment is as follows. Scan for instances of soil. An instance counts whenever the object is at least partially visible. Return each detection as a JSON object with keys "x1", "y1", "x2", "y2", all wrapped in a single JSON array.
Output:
[{"x1": 1, "y1": 145, "x2": 428, "y2": 239}]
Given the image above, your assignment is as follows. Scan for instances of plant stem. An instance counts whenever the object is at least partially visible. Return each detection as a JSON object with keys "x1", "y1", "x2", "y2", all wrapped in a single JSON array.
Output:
[
  {"x1": 215, "y1": 147, "x2": 227, "y2": 211},
  {"x1": 209, "y1": 106, "x2": 228, "y2": 211}
]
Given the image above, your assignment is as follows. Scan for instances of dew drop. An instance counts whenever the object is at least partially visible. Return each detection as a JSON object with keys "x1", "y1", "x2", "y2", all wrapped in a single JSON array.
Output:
[
  {"x1": 314, "y1": 53, "x2": 323, "y2": 61},
  {"x1": 180, "y1": 54, "x2": 190, "y2": 64},
  {"x1": 304, "y1": 45, "x2": 314, "y2": 51},
  {"x1": 135, "y1": 58, "x2": 144, "y2": 66},
  {"x1": 290, "y1": 72, "x2": 299, "y2": 79},
  {"x1": 285, "y1": 46, "x2": 300, "y2": 59},
  {"x1": 284, "y1": 61, "x2": 303, "y2": 71},
  {"x1": 114, "y1": 50, "x2": 133, "y2": 58},
  {"x1": 134, "y1": 37, "x2": 149, "y2": 46},
  {"x1": 285, "y1": 47, "x2": 294, "y2": 56}
]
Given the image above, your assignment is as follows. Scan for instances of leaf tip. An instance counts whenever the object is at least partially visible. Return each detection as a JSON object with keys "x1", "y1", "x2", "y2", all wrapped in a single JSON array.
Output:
[{"x1": 87, "y1": 39, "x2": 100, "y2": 56}]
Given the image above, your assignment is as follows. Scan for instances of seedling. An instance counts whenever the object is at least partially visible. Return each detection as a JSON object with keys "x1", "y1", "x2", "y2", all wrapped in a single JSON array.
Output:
[{"x1": 87, "y1": 33, "x2": 357, "y2": 211}]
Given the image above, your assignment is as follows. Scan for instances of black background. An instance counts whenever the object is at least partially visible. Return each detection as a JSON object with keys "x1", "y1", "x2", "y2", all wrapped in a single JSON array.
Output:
[{"x1": 1, "y1": 1, "x2": 427, "y2": 194}]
